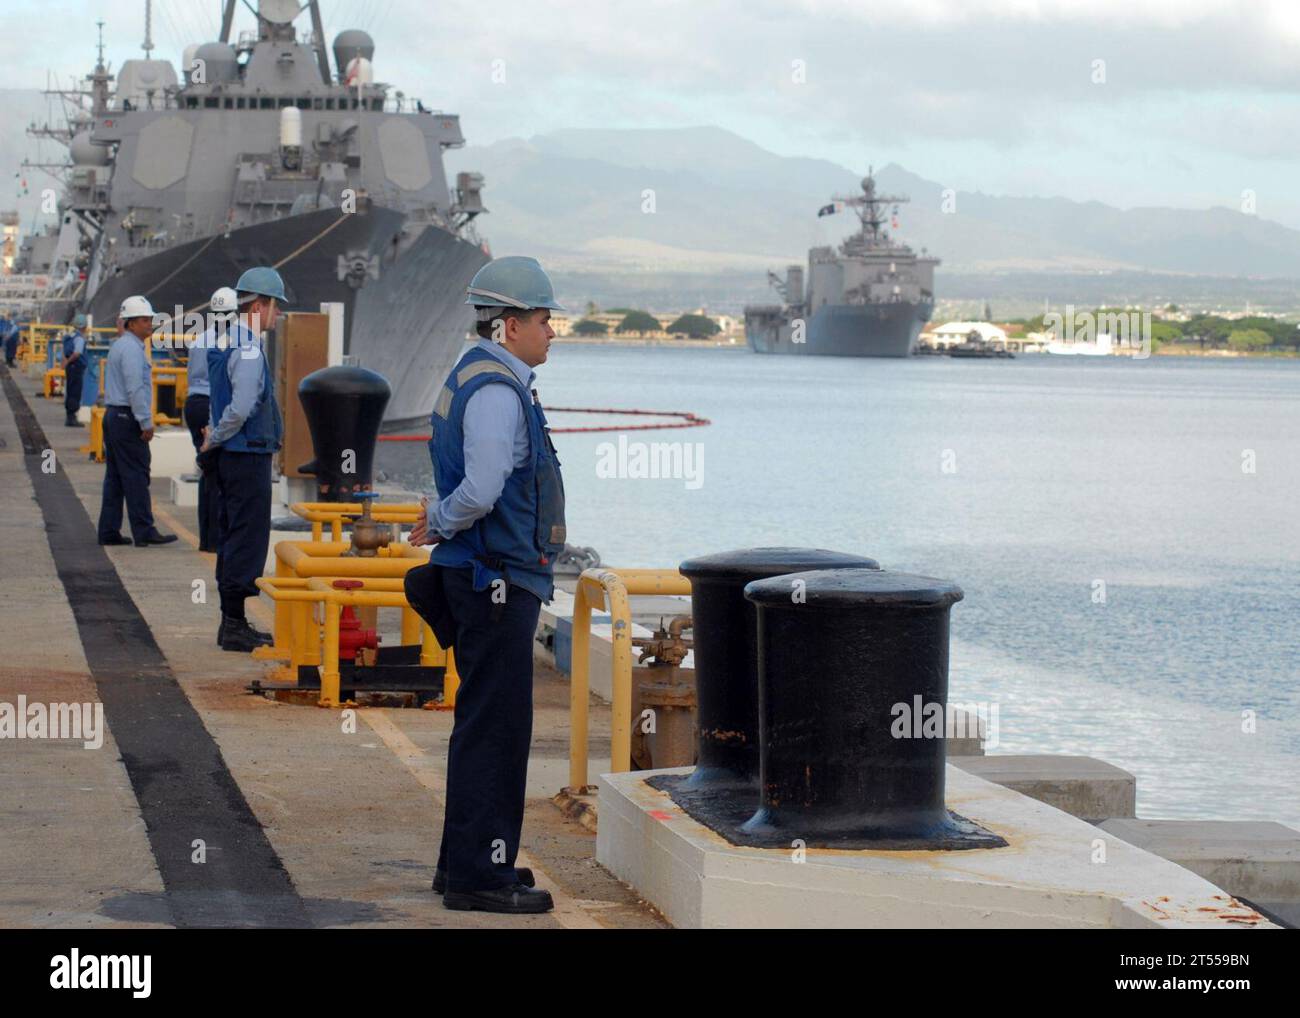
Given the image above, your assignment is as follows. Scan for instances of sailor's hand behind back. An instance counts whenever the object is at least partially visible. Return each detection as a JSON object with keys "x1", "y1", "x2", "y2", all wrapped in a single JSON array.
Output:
[
  {"x1": 409, "y1": 520, "x2": 440, "y2": 546},
  {"x1": 409, "y1": 506, "x2": 440, "y2": 547}
]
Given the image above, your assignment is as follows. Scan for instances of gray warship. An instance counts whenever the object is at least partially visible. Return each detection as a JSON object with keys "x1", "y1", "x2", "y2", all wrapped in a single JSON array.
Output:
[
  {"x1": 744, "y1": 170, "x2": 938, "y2": 357},
  {"x1": 18, "y1": 0, "x2": 489, "y2": 425}
]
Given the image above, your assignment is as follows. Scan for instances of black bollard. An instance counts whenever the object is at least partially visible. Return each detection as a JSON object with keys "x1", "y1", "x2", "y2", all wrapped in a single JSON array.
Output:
[
  {"x1": 297, "y1": 365, "x2": 391, "y2": 502},
  {"x1": 677, "y1": 548, "x2": 880, "y2": 788},
  {"x1": 736, "y1": 567, "x2": 1001, "y2": 849}
]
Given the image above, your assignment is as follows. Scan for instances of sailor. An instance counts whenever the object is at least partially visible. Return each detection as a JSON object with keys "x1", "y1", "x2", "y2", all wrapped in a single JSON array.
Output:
[
  {"x1": 184, "y1": 287, "x2": 236, "y2": 552},
  {"x1": 61, "y1": 313, "x2": 90, "y2": 427},
  {"x1": 2, "y1": 311, "x2": 19, "y2": 367},
  {"x1": 404, "y1": 256, "x2": 566, "y2": 914},
  {"x1": 199, "y1": 267, "x2": 284, "y2": 653},
  {"x1": 96, "y1": 296, "x2": 178, "y2": 548}
]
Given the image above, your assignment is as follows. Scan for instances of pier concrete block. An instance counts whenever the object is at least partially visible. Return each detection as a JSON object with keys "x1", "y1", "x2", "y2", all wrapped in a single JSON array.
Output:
[
  {"x1": 945, "y1": 707, "x2": 985, "y2": 757},
  {"x1": 170, "y1": 475, "x2": 199, "y2": 507},
  {"x1": 148, "y1": 429, "x2": 199, "y2": 479},
  {"x1": 596, "y1": 766, "x2": 1274, "y2": 929},
  {"x1": 950, "y1": 755, "x2": 1135, "y2": 820},
  {"x1": 1097, "y1": 819, "x2": 1300, "y2": 916}
]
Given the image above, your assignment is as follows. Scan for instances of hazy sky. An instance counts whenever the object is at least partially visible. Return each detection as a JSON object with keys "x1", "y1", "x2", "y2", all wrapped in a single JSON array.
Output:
[{"x1": 5, "y1": 0, "x2": 1300, "y2": 226}]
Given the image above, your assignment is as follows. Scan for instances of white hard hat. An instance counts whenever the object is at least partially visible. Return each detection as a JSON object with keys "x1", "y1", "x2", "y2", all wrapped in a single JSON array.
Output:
[
  {"x1": 119, "y1": 295, "x2": 155, "y2": 320},
  {"x1": 210, "y1": 286, "x2": 238, "y2": 313}
]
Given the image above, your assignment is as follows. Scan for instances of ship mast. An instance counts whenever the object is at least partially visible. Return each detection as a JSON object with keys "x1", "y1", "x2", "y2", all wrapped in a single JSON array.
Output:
[
  {"x1": 831, "y1": 167, "x2": 910, "y2": 251},
  {"x1": 23, "y1": 22, "x2": 113, "y2": 188}
]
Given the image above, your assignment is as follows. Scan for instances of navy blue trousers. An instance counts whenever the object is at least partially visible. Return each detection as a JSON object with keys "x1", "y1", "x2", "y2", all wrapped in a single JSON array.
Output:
[
  {"x1": 183, "y1": 394, "x2": 220, "y2": 551},
  {"x1": 97, "y1": 408, "x2": 155, "y2": 542},
  {"x1": 214, "y1": 451, "x2": 272, "y2": 618},
  {"x1": 64, "y1": 360, "x2": 86, "y2": 417},
  {"x1": 429, "y1": 565, "x2": 541, "y2": 892}
]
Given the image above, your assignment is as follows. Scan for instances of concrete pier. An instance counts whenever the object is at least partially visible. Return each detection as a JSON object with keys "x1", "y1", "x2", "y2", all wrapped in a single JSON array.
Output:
[
  {"x1": 952, "y1": 755, "x2": 1137, "y2": 820},
  {"x1": 0, "y1": 366, "x2": 662, "y2": 930},
  {"x1": 597, "y1": 767, "x2": 1278, "y2": 929}
]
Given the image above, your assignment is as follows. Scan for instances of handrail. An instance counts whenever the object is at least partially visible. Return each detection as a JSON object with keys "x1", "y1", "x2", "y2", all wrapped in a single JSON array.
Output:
[
  {"x1": 566, "y1": 567, "x2": 692, "y2": 791},
  {"x1": 290, "y1": 501, "x2": 425, "y2": 541},
  {"x1": 254, "y1": 572, "x2": 457, "y2": 708}
]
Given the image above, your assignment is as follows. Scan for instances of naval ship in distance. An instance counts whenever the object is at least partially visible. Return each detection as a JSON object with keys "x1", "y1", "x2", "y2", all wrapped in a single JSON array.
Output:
[
  {"x1": 744, "y1": 169, "x2": 938, "y2": 357},
  {"x1": 21, "y1": 0, "x2": 489, "y2": 426}
]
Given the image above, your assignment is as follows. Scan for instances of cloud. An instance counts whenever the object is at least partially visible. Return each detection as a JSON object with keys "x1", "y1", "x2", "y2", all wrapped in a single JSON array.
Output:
[{"x1": 5, "y1": 1, "x2": 1300, "y2": 222}]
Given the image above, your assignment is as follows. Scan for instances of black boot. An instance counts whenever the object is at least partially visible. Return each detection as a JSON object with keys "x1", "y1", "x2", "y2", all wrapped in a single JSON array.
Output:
[
  {"x1": 433, "y1": 866, "x2": 534, "y2": 895},
  {"x1": 220, "y1": 616, "x2": 273, "y2": 652},
  {"x1": 443, "y1": 883, "x2": 554, "y2": 914},
  {"x1": 135, "y1": 529, "x2": 178, "y2": 547},
  {"x1": 65, "y1": 415, "x2": 83, "y2": 427}
]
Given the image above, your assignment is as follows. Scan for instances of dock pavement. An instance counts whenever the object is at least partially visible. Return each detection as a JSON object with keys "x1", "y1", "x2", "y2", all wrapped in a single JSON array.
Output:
[{"x1": 0, "y1": 365, "x2": 665, "y2": 929}]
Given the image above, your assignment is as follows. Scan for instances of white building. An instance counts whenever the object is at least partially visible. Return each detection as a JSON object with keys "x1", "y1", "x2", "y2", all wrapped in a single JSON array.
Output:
[{"x1": 930, "y1": 321, "x2": 1009, "y2": 349}]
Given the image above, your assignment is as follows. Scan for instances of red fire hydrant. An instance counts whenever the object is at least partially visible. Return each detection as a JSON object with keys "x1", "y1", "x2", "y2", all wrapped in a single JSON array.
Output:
[{"x1": 332, "y1": 579, "x2": 379, "y2": 662}]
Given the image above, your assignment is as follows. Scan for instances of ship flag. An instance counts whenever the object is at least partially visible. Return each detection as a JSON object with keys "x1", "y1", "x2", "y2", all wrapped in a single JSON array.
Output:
[{"x1": 817, "y1": 202, "x2": 839, "y2": 217}]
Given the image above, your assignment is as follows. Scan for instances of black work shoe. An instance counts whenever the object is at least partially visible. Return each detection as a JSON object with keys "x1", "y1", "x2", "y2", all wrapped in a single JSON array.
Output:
[
  {"x1": 433, "y1": 866, "x2": 534, "y2": 895},
  {"x1": 98, "y1": 534, "x2": 131, "y2": 546},
  {"x1": 443, "y1": 883, "x2": 554, "y2": 914},
  {"x1": 135, "y1": 530, "x2": 178, "y2": 547},
  {"x1": 64, "y1": 417, "x2": 83, "y2": 428},
  {"x1": 220, "y1": 617, "x2": 274, "y2": 653}
]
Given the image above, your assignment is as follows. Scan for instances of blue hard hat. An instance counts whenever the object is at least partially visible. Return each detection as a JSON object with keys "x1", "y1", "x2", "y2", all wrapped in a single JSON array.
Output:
[
  {"x1": 73, "y1": 313, "x2": 88, "y2": 328},
  {"x1": 465, "y1": 256, "x2": 564, "y2": 311},
  {"x1": 235, "y1": 266, "x2": 289, "y2": 304}
]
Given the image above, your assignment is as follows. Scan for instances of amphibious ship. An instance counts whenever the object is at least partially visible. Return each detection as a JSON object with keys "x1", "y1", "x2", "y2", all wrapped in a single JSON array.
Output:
[
  {"x1": 744, "y1": 170, "x2": 938, "y2": 357},
  {"x1": 18, "y1": 0, "x2": 489, "y2": 425}
]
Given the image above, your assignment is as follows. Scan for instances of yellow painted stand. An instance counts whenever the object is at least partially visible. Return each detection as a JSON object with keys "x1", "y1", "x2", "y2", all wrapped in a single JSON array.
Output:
[
  {"x1": 81, "y1": 406, "x2": 106, "y2": 463},
  {"x1": 566, "y1": 568, "x2": 692, "y2": 790},
  {"x1": 253, "y1": 539, "x2": 430, "y2": 670},
  {"x1": 43, "y1": 367, "x2": 65, "y2": 398},
  {"x1": 254, "y1": 573, "x2": 458, "y2": 709},
  {"x1": 290, "y1": 501, "x2": 424, "y2": 541}
]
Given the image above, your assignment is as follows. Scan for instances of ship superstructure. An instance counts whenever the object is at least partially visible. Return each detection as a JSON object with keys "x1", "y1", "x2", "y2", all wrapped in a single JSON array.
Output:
[
  {"x1": 17, "y1": 0, "x2": 490, "y2": 424},
  {"x1": 744, "y1": 169, "x2": 938, "y2": 357}
]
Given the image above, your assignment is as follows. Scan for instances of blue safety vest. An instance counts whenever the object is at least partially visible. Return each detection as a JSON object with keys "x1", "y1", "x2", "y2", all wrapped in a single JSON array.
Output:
[
  {"x1": 207, "y1": 342, "x2": 283, "y2": 454},
  {"x1": 428, "y1": 345, "x2": 566, "y2": 602},
  {"x1": 62, "y1": 330, "x2": 84, "y2": 361}
]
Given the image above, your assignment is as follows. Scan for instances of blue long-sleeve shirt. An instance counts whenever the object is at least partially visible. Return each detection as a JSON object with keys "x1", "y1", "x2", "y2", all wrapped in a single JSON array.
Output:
[
  {"x1": 186, "y1": 324, "x2": 224, "y2": 397},
  {"x1": 207, "y1": 323, "x2": 266, "y2": 446},
  {"x1": 63, "y1": 331, "x2": 87, "y2": 363},
  {"x1": 427, "y1": 339, "x2": 532, "y2": 539},
  {"x1": 104, "y1": 331, "x2": 152, "y2": 428}
]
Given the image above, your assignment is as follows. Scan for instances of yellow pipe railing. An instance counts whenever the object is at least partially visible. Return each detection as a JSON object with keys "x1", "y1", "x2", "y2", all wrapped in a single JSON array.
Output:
[
  {"x1": 254, "y1": 574, "x2": 458, "y2": 708},
  {"x1": 304, "y1": 577, "x2": 459, "y2": 708},
  {"x1": 290, "y1": 501, "x2": 425, "y2": 541},
  {"x1": 566, "y1": 567, "x2": 692, "y2": 791},
  {"x1": 255, "y1": 540, "x2": 430, "y2": 667}
]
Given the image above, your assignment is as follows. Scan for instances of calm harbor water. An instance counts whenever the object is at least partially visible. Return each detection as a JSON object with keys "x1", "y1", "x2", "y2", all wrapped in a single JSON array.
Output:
[{"x1": 381, "y1": 345, "x2": 1300, "y2": 828}]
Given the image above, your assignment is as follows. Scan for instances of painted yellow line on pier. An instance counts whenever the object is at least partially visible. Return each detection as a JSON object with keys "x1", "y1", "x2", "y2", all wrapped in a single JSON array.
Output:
[
  {"x1": 361, "y1": 710, "x2": 605, "y2": 930},
  {"x1": 152, "y1": 504, "x2": 276, "y2": 629},
  {"x1": 153, "y1": 499, "x2": 602, "y2": 927}
]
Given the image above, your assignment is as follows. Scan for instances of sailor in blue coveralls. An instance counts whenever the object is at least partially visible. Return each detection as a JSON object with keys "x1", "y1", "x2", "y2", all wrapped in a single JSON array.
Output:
[
  {"x1": 405, "y1": 256, "x2": 566, "y2": 914},
  {"x1": 2, "y1": 311, "x2": 20, "y2": 366},
  {"x1": 60, "y1": 312, "x2": 90, "y2": 427},
  {"x1": 96, "y1": 296, "x2": 178, "y2": 548},
  {"x1": 199, "y1": 267, "x2": 285, "y2": 653},
  {"x1": 185, "y1": 286, "x2": 238, "y2": 552}
]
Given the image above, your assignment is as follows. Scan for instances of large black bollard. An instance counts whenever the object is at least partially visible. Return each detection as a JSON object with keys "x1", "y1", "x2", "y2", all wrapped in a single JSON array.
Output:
[
  {"x1": 297, "y1": 365, "x2": 391, "y2": 502},
  {"x1": 737, "y1": 567, "x2": 997, "y2": 848},
  {"x1": 677, "y1": 548, "x2": 879, "y2": 788}
]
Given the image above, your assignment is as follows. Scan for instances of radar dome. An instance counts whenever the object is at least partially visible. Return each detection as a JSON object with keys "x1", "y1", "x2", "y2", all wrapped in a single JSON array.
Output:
[
  {"x1": 70, "y1": 131, "x2": 108, "y2": 166},
  {"x1": 192, "y1": 42, "x2": 239, "y2": 84},
  {"x1": 333, "y1": 29, "x2": 375, "y2": 80}
]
